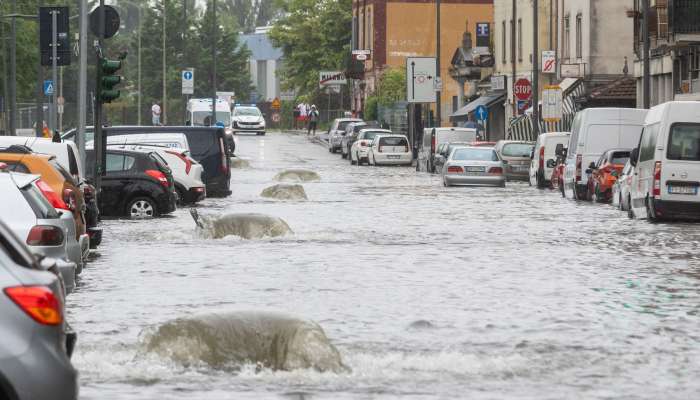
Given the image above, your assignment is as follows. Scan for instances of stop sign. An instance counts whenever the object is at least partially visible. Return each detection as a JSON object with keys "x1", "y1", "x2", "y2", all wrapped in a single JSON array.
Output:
[{"x1": 514, "y1": 78, "x2": 532, "y2": 101}]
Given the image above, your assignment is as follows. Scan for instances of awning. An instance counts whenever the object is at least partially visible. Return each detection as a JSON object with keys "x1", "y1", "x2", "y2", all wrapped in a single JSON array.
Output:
[
  {"x1": 507, "y1": 114, "x2": 534, "y2": 141},
  {"x1": 450, "y1": 92, "x2": 506, "y2": 119}
]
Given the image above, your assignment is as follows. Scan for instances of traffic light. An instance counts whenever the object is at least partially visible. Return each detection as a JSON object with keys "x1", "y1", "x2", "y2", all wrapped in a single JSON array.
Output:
[{"x1": 99, "y1": 58, "x2": 122, "y2": 103}]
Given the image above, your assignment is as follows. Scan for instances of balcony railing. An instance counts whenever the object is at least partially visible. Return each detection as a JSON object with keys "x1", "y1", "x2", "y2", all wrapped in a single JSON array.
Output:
[{"x1": 670, "y1": 0, "x2": 700, "y2": 34}]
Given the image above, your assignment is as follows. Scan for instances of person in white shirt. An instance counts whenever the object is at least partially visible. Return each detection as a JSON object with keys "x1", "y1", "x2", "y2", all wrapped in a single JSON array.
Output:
[{"x1": 151, "y1": 103, "x2": 162, "y2": 126}]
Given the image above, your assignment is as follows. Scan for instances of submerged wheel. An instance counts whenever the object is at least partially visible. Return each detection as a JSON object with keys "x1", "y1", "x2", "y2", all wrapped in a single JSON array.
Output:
[{"x1": 126, "y1": 197, "x2": 157, "y2": 219}]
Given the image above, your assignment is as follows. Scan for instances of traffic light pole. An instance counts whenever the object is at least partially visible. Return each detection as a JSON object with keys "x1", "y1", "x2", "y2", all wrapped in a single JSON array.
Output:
[
  {"x1": 51, "y1": 9, "x2": 58, "y2": 133},
  {"x1": 93, "y1": 0, "x2": 106, "y2": 194}
]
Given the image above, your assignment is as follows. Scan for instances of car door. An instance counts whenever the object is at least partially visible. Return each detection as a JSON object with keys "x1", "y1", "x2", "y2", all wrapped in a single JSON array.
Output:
[
  {"x1": 103, "y1": 153, "x2": 138, "y2": 214},
  {"x1": 631, "y1": 124, "x2": 658, "y2": 213}
]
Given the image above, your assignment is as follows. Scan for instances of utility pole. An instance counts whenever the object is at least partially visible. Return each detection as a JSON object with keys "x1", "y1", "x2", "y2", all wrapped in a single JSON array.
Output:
[
  {"x1": 8, "y1": 0, "x2": 17, "y2": 135},
  {"x1": 94, "y1": 0, "x2": 106, "y2": 194},
  {"x1": 435, "y1": 0, "x2": 441, "y2": 128},
  {"x1": 77, "y1": 0, "x2": 87, "y2": 166},
  {"x1": 532, "y1": 0, "x2": 539, "y2": 135},
  {"x1": 50, "y1": 8, "x2": 58, "y2": 132},
  {"x1": 137, "y1": 6, "x2": 142, "y2": 125},
  {"x1": 511, "y1": 0, "x2": 517, "y2": 116},
  {"x1": 642, "y1": 0, "x2": 650, "y2": 108},
  {"x1": 211, "y1": 0, "x2": 217, "y2": 125},
  {"x1": 162, "y1": 0, "x2": 167, "y2": 125}
]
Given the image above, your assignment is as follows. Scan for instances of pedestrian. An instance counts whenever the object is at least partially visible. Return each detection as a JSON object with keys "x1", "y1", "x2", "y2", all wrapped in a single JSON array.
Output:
[
  {"x1": 151, "y1": 102, "x2": 162, "y2": 126},
  {"x1": 293, "y1": 105, "x2": 301, "y2": 129},
  {"x1": 52, "y1": 130, "x2": 61, "y2": 143},
  {"x1": 307, "y1": 105, "x2": 319, "y2": 135},
  {"x1": 297, "y1": 102, "x2": 307, "y2": 131}
]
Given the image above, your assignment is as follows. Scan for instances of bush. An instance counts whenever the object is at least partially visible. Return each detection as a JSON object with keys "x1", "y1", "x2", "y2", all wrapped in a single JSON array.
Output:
[{"x1": 364, "y1": 96, "x2": 378, "y2": 120}]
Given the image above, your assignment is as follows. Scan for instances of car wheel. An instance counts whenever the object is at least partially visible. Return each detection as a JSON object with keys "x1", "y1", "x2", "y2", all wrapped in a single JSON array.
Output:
[
  {"x1": 341, "y1": 151, "x2": 347, "y2": 159},
  {"x1": 126, "y1": 197, "x2": 157, "y2": 219},
  {"x1": 443, "y1": 178, "x2": 449, "y2": 187},
  {"x1": 627, "y1": 195, "x2": 635, "y2": 219},
  {"x1": 175, "y1": 187, "x2": 186, "y2": 206}
]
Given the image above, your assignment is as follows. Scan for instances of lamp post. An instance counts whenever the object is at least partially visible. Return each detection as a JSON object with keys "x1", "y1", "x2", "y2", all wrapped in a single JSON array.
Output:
[{"x1": 162, "y1": 0, "x2": 167, "y2": 125}]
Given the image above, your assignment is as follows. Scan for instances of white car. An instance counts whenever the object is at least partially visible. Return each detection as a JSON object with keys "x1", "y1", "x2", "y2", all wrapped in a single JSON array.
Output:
[
  {"x1": 629, "y1": 101, "x2": 700, "y2": 220},
  {"x1": 106, "y1": 133, "x2": 191, "y2": 151},
  {"x1": 328, "y1": 118, "x2": 362, "y2": 153},
  {"x1": 107, "y1": 144, "x2": 206, "y2": 204},
  {"x1": 0, "y1": 136, "x2": 85, "y2": 181},
  {"x1": 368, "y1": 135, "x2": 412, "y2": 166},
  {"x1": 231, "y1": 105, "x2": 266, "y2": 135},
  {"x1": 350, "y1": 128, "x2": 391, "y2": 165},
  {"x1": 612, "y1": 161, "x2": 634, "y2": 212},
  {"x1": 528, "y1": 132, "x2": 570, "y2": 188}
]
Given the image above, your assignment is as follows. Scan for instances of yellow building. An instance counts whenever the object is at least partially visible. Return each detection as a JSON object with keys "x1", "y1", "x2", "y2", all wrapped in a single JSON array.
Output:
[{"x1": 352, "y1": 0, "x2": 494, "y2": 126}]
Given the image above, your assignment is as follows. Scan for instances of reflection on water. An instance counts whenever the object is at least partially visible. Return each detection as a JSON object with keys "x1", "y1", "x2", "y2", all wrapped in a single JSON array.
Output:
[{"x1": 70, "y1": 133, "x2": 700, "y2": 399}]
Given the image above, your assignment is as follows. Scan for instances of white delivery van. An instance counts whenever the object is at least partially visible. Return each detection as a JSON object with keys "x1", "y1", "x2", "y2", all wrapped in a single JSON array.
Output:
[
  {"x1": 529, "y1": 132, "x2": 570, "y2": 187},
  {"x1": 563, "y1": 108, "x2": 647, "y2": 200},
  {"x1": 186, "y1": 98, "x2": 231, "y2": 127},
  {"x1": 104, "y1": 133, "x2": 190, "y2": 151},
  {"x1": 629, "y1": 101, "x2": 700, "y2": 220},
  {"x1": 417, "y1": 127, "x2": 478, "y2": 173}
]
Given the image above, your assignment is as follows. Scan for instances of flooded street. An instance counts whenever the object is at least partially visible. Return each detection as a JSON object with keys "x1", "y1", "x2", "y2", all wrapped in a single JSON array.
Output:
[{"x1": 71, "y1": 132, "x2": 700, "y2": 399}]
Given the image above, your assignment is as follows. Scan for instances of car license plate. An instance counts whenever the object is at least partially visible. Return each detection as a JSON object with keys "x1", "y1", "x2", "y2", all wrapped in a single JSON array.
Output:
[
  {"x1": 466, "y1": 167, "x2": 485, "y2": 172},
  {"x1": 387, "y1": 155, "x2": 401, "y2": 159},
  {"x1": 668, "y1": 185, "x2": 698, "y2": 195},
  {"x1": 512, "y1": 165, "x2": 528, "y2": 171}
]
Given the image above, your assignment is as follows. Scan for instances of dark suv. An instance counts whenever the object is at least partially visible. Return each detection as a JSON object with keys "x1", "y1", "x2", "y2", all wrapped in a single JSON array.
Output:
[{"x1": 86, "y1": 149, "x2": 177, "y2": 219}]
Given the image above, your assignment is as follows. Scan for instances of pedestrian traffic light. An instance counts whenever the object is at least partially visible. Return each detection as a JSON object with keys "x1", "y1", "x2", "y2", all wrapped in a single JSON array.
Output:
[{"x1": 99, "y1": 58, "x2": 122, "y2": 103}]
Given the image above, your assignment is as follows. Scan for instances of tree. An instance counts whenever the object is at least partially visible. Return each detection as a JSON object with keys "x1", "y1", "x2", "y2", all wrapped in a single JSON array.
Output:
[{"x1": 375, "y1": 68, "x2": 406, "y2": 105}]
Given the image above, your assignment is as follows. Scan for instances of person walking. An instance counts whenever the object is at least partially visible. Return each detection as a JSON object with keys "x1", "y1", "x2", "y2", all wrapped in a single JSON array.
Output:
[
  {"x1": 151, "y1": 103, "x2": 162, "y2": 126},
  {"x1": 307, "y1": 105, "x2": 319, "y2": 135}
]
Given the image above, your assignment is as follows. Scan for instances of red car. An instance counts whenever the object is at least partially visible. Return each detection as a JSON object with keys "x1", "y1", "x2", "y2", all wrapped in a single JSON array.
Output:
[
  {"x1": 586, "y1": 148, "x2": 631, "y2": 202},
  {"x1": 551, "y1": 159, "x2": 566, "y2": 196}
]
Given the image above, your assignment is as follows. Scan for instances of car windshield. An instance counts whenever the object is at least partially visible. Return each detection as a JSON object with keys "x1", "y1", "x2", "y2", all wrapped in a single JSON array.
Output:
[
  {"x1": 192, "y1": 111, "x2": 231, "y2": 126},
  {"x1": 452, "y1": 148, "x2": 499, "y2": 161},
  {"x1": 362, "y1": 131, "x2": 386, "y2": 140},
  {"x1": 667, "y1": 123, "x2": 700, "y2": 161},
  {"x1": 502, "y1": 143, "x2": 534, "y2": 157},
  {"x1": 610, "y1": 151, "x2": 630, "y2": 165},
  {"x1": 338, "y1": 121, "x2": 358, "y2": 131},
  {"x1": 233, "y1": 107, "x2": 262, "y2": 117}
]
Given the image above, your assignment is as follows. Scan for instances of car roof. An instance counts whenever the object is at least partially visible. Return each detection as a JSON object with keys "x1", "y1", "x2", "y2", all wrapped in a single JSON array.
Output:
[
  {"x1": 91, "y1": 147, "x2": 151, "y2": 158},
  {"x1": 359, "y1": 128, "x2": 391, "y2": 133},
  {"x1": 0, "y1": 171, "x2": 40, "y2": 188}
]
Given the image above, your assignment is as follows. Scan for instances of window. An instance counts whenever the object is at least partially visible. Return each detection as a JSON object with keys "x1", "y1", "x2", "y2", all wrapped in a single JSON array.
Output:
[
  {"x1": 563, "y1": 15, "x2": 570, "y2": 60},
  {"x1": 502, "y1": 20, "x2": 506, "y2": 63},
  {"x1": 667, "y1": 123, "x2": 700, "y2": 161},
  {"x1": 639, "y1": 124, "x2": 659, "y2": 162},
  {"x1": 452, "y1": 148, "x2": 499, "y2": 161},
  {"x1": 510, "y1": 19, "x2": 515, "y2": 63},
  {"x1": 105, "y1": 154, "x2": 136, "y2": 172},
  {"x1": 576, "y1": 14, "x2": 582, "y2": 59},
  {"x1": 518, "y1": 19, "x2": 523, "y2": 62},
  {"x1": 502, "y1": 143, "x2": 535, "y2": 157},
  {"x1": 2, "y1": 162, "x2": 30, "y2": 173}
]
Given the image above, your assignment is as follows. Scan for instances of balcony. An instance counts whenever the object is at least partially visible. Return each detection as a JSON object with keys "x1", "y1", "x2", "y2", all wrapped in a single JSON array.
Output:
[{"x1": 670, "y1": 0, "x2": 700, "y2": 42}]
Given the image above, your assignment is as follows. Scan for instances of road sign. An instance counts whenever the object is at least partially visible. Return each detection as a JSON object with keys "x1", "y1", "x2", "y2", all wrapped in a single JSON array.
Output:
[
  {"x1": 44, "y1": 80, "x2": 54, "y2": 96},
  {"x1": 280, "y1": 90, "x2": 296, "y2": 101},
  {"x1": 542, "y1": 85, "x2": 563, "y2": 122},
  {"x1": 57, "y1": 96, "x2": 65, "y2": 106},
  {"x1": 491, "y1": 75, "x2": 506, "y2": 91},
  {"x1": 406, "y1": 57, "x2": 437, "y2": 103},
  {"x1": 476, "y1": 22, "x2": 490, "y2": 47},
  {"x1": 271, "y1": 97, "x2": 281, "y2": 110},
  {"x1": 542, "y1": 50, "x2": 556, "y2": 74},
  {"x1": 271, "y1": 112, "x2": 281, "y2": 123},
  {"x1": 516, "y1": 99, "x2": 531, "y2": 115},
  {"x1": 433, "y1": 76, "x2": 443, "y2": 91},
  {"x1": 514, "y1": 78, "x2": 532, "y2": 101},
  {"x1": 39, "y1": 7, "x2": 71, "y2": 66},
  {"x1": 319, "y1": 71, "x2": 346, "y2": 87},
  {"x1": 352, "y1": 49, "x2": 371, "y2": 55},
  {"x1": 475, "y1": 105, "x2": 489, "y2": 121},
  {"x1": 89, "y1": 5, "x2": 120, "y2": 39},
  {"x1": 182, "y1": 69, "x2": 194, "y2": 95},
  {"x1": 356, "y1": 53, "x2": 367, "y2": 61}
]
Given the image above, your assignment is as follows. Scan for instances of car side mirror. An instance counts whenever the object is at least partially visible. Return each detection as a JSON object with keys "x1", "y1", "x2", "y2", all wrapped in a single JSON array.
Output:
[
  {"x1": 546, "y1": 159, "x2": 556, "y2": 168},
  {"x1": 630, "y1": 148, "x2": 639, "y2": 166},
  {"x1": 530, "y1": 149, "x2": 535, "y2": 159},
  {"x1": 555, "y1": 143, "x2": 564, "y2": 157}
]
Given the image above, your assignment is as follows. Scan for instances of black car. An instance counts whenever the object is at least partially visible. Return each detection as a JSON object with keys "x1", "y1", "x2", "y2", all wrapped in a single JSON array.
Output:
[{"x1": 86, "y1": 149, "x2": 177, "y2": 219}]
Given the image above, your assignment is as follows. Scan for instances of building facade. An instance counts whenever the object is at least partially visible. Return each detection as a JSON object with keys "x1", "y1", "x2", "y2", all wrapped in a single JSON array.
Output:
[{"x1": 241, "y1": 27, "x2": 283, "y2": 103}]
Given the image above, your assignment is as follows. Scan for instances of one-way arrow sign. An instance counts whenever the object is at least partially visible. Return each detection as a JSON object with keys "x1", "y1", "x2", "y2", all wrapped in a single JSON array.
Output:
[{"x1": 406, "y1": 57, "x2": 437, "y2": 103}]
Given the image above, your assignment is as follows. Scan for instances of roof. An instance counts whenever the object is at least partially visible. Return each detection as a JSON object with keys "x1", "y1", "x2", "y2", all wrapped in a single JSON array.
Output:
[
  {"x1": 240, "y1": 33, "x2": 283, "y2": 61},
  {"x1": 451, "y1": 92, "x2": 506, "y2": 118},
  {"x1": 588, "y1": 77, "x2": 637, "y2": 100}
]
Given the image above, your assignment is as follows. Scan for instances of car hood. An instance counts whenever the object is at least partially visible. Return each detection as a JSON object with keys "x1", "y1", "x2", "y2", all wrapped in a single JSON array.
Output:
[{"x1": 234, "y1": 116, "x2": 263, "y2": 123}]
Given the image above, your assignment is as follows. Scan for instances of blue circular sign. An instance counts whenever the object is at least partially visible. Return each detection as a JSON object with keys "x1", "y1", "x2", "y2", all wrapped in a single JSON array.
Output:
[
  {"x1": 183, "y1": 71, "x2": 193, "y2": 80},
  {"x1": 475, "y1": 105, "x2": 488, "y2": 121}
]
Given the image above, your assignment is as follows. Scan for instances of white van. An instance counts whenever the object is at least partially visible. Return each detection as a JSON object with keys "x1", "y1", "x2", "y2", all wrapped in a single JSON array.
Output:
[
  {"x1": 186, "y1": 98, "x2": 231, "y2": 127},
  {"x1": 529, "y1": 132, "x2": 570, "y2": 187},
  {"x1": 563, "y1": 108, "x2": 647, "y2": 199},
  {"x1": 104, "y1": 133, "x2": 190, "y2": 151},
  {"x1": 0, "y1": 136, "x2": 85, "y2": 180},
  {"x1": 417, "y1": 127, "x2": 478, "y2": 173},
  {"x1": 629, "y1": 101, "x2": 700, "y2": 220}
]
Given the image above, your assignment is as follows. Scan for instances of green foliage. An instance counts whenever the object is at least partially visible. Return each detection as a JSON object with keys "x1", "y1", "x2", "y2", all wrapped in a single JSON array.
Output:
[
  {"x1": 364, "y1": 95, "x2": 378, "y2": 120},
  {"x1": 269, "y1": 0, "x2": 351, "y2": 101},
  {"x1": 376, "y1": 68, "x2": 406, "y2": 106}
]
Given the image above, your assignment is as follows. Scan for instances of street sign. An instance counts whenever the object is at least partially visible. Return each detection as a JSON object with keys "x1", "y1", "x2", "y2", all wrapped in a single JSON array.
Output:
[
  {"x1": 356, "y1": 54, "x2": 367, "y2": 61},
  {"x1": 280, "y1": 90, "x2": 296, "y2": 101},
  {"x1": 406, "y1": 57, "x2": 437, "y2": 103},
  {"x1": 514, "y1": 78, "x2": 532, "y2": 101},
  {"x1": 542, "y1": 50, "x2": 556, "y2": 74},
  {"x1": 319, "y1": 71, "x2": 346, "y2": 87},
  {"x1": 43, "y1": 80, "x2": 55, "y2": 96},
  {"x1": 271, "y1": 112, "x2": 281, "y2": 123},
  {"x1": 542, "y1": 85, "x2": 563, "y2": 122},
  {"x1": 516, "y1": 99, "x2": 531, "y2": 115},
  {"x1": 182, "y1": 69, "x2": 194, "y2": 95},
  {"x1": 476, "y1": 22, "x2": 490, "y2": 47},
  {"x1": 433, "y1": 76, "x2": 443, "y2": 91},
  {"x1": 352, "y1": 49, "x2": 371, "y2": 55},
  {"x1": 271, "y1": 97, "x2": 281, "y2": 110},
  {"x1": 89, "y1": 5, "x2": 120, "y2": 39},
  {"x1": 39, "y1": 7, "x2": 71, "y2": 66},
  {"x1": 491, "y1": 75, "x2": 506, "y2": 91},
  {"x1": 475, "y1": 105, "x2": 488, "y2": 122}
]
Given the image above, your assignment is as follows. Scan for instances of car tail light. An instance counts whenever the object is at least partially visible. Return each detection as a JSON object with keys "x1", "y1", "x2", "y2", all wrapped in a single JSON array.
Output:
[
  {"x1": 145, "y1": 169, "x2": 169, "y2": 188},
  {"x1": 219, "y1": 138, "x2": 229, "y2": 174},
  {"x1": 539, "y1": 146, "x2": 545, "y2": 170},
  {"x1": 4, "y1": 286, "x2": 62, "y2": 325},
  {"x1": 166, "y1": 150, "x2": 192, "y2": 174},
  {"x1": 36, "y1": 180, "x2": 68, "y2": 210},
  {"x1": 575, "y1": 154, "x2": 582, "y2": 182},
  {"x1": 62, "y1": 188, "x2": 76, "y2": 211},
  {"x1": 0, "y1": 162, "x2": 7, "y2": 170},
  {"x1": 405, "y1": 144, "x2": 409, "y2": 153},
  {"x1": 488, "y1": 167, "x2": 503, "y2": 175},
  {"x1": 653, "y1": 161, "x2": 662, "y2": 197},
  {"x1": 447, "y1": 166, "x2": 464, "y2": 174},
  {"x1": 26, "y1": 225, "x2": 64, "y2": 246}
]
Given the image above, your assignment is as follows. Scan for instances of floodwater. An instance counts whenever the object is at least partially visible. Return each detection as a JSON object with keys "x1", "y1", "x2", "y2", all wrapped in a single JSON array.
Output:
[{"x1": 70, "y1": 132, "x2": 700, "y2": 399}]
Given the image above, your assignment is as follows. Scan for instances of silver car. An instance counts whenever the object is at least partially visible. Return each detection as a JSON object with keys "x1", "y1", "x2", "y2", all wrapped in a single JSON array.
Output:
[
  {"x1": 0, "y1": 172, "x2": 77, "y2": 294},
  {"x1": 442, "y1": 147, "x2": 506, "y2": 187},
  {"x1": 327, "y1": 118, "x2": 362, "y2": 153},
  {"x1": 612, "y1": 160, "x2": 635, "y2": 212},
  {"x1": 0, "y1": 220, "x2": 78, "y2": 400}
]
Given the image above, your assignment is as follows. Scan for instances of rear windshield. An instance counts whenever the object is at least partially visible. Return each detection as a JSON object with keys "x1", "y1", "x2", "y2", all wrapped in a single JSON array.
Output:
[
  {"x1": 610, "y1": 151, "x2": 630, "y2": 165},
  {"x1": 452, "y1": 148, "x2": 499, "y2": 161},
  {"x1": 105, "y1": 153, "x2": 136, "y2": 172},
  {"x1": 362, "y1": 131, "x2": 386, "y2": 140},
  {"x1": 502, "y1": 143, "x2": 534, "y2": 157},
  {"x1": 184, "y1": 132, "x2": 218, "y2": 158},
  {"x1": 21, "y1": 184, "x2": 59, "y2": 219},
  {"x1": 379, "y1": 137, "x2": 407, "y2": 146},
  {"x1": 667, "y1": 123, "x2": 700, "y2": 161},
  {"x1": 49, "y1": 159, "x2": 78, "y2": 185}
]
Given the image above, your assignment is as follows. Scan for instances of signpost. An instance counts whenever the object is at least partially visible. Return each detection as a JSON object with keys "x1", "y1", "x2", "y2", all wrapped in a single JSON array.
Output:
[
  {"x1": 476, "y1": 22, "x2": 490, "y2": 47},
  {"x1": 542, "y1": 85, "x2": 563, "y2": 122},
  {"x1": 181, "y1": 69, "x2": 194, "y2": 95},
  {"x1": 43, "y1": 80, "x2": 54, "y2": 96},
  {"x1": 271, "y1": 97, "x2": 281, "y2": 110},
  {"x1": 319, "y1": 71, "x2": 347, "y2": 88},
  {"x1": 406, "y1": 57, "x2": 437, "y2": 103},
  {"x1": 513, "y1": 78, "x2": 532, "y2": 101},
  {"x1": 542, "y1": 50, "x2": 556, "y2": 74},
  {"x1": 475, "y1": 105, "x2": 488, "y2": 122}
]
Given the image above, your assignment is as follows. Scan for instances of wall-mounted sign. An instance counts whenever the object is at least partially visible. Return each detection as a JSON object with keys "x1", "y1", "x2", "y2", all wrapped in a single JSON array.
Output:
[{"x1": 541, "y1": 51, "x2": 556, "y2": 74}]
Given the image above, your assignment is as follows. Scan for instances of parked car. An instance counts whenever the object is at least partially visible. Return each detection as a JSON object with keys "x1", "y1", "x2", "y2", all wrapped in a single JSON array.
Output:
[
  {"x1": 494, "y1": 140, "x2": 535, "y2": 182},
  {"x1": 0, "y1": 136, "x2": 102, "y2": 248},
  {"x1": 368, "y1": 135, "x2": 413, "y2": 166},
  {"x1": 563, "y1": 108, "x2": 647, "y2": 200},
  {"x1": 0, "y1": 219, "x2": 78, "y2": 400},
  {"x1": 231, "y1": 105, "x2": 266, "y2": 136},
  {"x1": 586, "y1": 148, "x2": 631, "y2": 203},
  {"x1": 85, "y1": 148, "x2": 177, "y2": 219},
  {"x1": 468, "y1": 141, "x2": 497, "y2": 147},
  {"x1": 327, "y1": 118, "x2": 362, "y2": 153},
  {"x1": 105, "y1": 144, "x2": 206, "y2": 205},
  {"x1": 0, "y1": 148, "x2": 89, "y2": 269},
  {"x1": 0, "y1": 170, "x2": 78, "y2": 292},
  {"x1": 342, "y1": 121, "x2": 380, "y2": 159},
  {"x1": 433, "y1": 142, "x2": 473, "y2": 173},
  {"x1": 65, "y1": 126, "x2": 231, "y2": 197},
  {"x1": 629, "y1": 101, "x2": 700, "y2": 220},
  {"x1": 441, "y1": 146, "x2": 505, "y2": 187},
  {"x1": 612, "y1": 161, "x2": 635, "y2": 212},
  {"x1": 550, "y1": 144, "x2": 568, "y2": 197},
  {"x1": 529, "y1": 132, "x2": 571, "y2": 188},
  {"x1": 349, "y1": 128, "x2": 392, "y2": 165},
  {"x1": 105, "y1": 132, "x2": 191, "y2": 150},
  {"x1": 417, "y1": 127, "x2": 478, "y2": 173}
]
